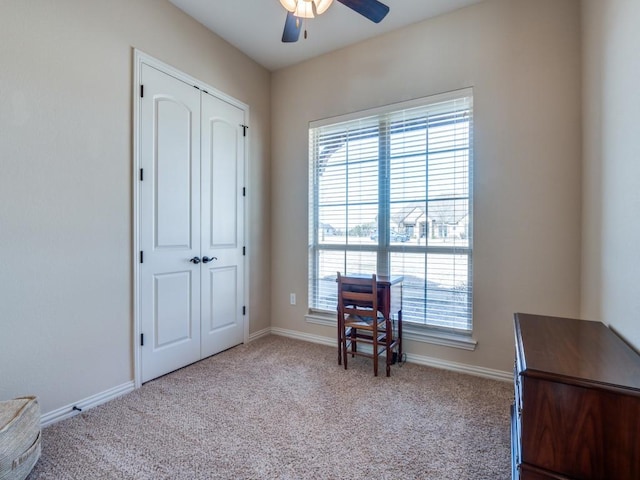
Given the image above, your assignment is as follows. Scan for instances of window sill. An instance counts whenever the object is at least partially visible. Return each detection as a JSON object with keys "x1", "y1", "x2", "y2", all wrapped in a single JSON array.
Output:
[{"x1": 305, "y1": 312, "x2": 477, "y2": 351}]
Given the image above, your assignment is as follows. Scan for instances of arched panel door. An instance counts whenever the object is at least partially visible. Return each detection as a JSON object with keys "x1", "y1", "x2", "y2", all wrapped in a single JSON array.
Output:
[{"x1": 138, "y1": 62, "x2": 246, "y2": 383}]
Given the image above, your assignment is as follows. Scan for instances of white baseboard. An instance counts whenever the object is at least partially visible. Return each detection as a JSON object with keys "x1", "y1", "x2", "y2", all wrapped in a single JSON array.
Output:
[
  {"x1": 271, "y1": 327, "x2": 336, "y2": 347},
  {"x1": 404, "y1": 353, "x2": 512, "y2": 382},
  {"x1": 41, "y1": 381, "x2": 135, "y2": 428},
  {"x1": 248, "y1": 327, "x2": 271, "y2": 342},
  {"x1": 270, "y1": 327, "x2": 511, "y2": 382}
]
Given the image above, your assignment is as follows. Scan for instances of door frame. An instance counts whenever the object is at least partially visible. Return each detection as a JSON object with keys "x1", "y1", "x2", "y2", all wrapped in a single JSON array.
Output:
[{"x1": 132, "y1": 49, "x2": 250, "y2": 388}]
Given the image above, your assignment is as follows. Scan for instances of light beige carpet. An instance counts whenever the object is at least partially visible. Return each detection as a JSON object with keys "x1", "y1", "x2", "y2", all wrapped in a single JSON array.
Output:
[{"x1": 28, "y1": 335, "x2": 512, "y2": 479}]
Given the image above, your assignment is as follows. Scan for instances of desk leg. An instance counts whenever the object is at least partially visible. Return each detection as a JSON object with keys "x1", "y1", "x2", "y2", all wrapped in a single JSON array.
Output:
[
  {"x1": 337, "y1": 312, "x2": 342, "y2": 366},
  {"x1": 398, "y1": 309, "x2": 403, "y2": 360}
]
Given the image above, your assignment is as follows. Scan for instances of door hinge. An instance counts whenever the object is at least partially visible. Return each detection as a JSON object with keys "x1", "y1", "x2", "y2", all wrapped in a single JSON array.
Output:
[
  {"x1": 140, "y1": 251, "x2": 144, "y2": 263},
  {"x1": 140, "y1": 84, "x2": 144, "y2": 98},
  {"x1": 140, "y1": 168, "x2": 144, "y2": 181},
  {"x1": 243, "y1": 246, "x2": 246, "y2": 256},
  {"x1": 241, "y1": 124, "x2": 248, "y2": 137},
  {"x1": 243, "y1": 187, "x2": 246, "y2": 197},
  {"x1": 140, "y1": 333, "x2": 144, "y2": 346},
  {"x1": 242, "y1": 306, "x2": 246, "y2": 315}
]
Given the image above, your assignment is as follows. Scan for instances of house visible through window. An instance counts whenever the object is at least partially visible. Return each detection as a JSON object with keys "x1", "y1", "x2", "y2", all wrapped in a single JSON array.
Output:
[{"x1": 308, "y1": 89, "x2": 473, "y2": 332}]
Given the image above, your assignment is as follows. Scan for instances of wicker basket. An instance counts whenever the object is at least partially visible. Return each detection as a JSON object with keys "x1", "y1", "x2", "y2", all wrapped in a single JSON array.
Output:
[{"x1": 0, "y1": 396, "x2": 41, "y2": 480}]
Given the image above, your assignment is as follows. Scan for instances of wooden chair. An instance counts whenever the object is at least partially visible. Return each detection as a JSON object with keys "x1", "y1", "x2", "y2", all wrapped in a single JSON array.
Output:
[{"x1": 337, "y1": 272, "x2": 395, "y2": 376}]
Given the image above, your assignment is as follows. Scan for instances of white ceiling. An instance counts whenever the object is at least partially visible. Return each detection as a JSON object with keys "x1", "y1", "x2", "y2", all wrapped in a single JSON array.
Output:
[{"x1": 168, "y1": 0, "x2": 484, "y2": 71}]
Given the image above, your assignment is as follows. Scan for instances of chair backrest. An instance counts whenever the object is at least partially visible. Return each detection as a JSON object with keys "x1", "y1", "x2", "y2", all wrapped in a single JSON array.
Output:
[{"x1": 337, "y1": 272, "x2": 378, "y2": 321}]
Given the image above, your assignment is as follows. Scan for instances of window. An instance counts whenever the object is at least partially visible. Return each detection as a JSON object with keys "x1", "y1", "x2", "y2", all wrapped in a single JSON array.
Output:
[{"x1": 308, "y1": 89, "x2": 473, "y2": 333}]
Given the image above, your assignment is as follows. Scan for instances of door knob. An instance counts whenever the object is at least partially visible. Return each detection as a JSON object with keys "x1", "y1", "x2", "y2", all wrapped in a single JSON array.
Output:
[
  {"x1": 202, "y1": 256, "x2": 218, "y2": 264},
  {"x1": 189, "y1": 257, "x2": 201, "y2": 264}
]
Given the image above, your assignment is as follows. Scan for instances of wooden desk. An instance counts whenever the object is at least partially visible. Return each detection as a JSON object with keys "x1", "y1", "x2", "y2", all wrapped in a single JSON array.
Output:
[{"x1": 339, "y1": 274, "x2": 403, "y2": 360}]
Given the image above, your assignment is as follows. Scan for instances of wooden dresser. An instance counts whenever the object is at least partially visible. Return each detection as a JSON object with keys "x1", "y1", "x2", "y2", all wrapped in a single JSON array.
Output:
[{"x1": 512, "y1": 313, "x2": 640, "y2": 479}]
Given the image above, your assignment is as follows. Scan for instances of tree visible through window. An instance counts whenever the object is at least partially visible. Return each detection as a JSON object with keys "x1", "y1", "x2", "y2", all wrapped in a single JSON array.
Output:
[{"x1": 309, "y1": 89, "x2": 473, "y2": 332}]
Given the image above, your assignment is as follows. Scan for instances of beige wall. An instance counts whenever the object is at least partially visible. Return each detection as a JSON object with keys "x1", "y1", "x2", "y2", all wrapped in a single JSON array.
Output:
[
  {"x1": 271, "y1": 0, "x2": 583, "y2": 372},
  {"x1": 581, "y1": 0, "x2": 640, "y2": 348},
  {"x1": 0, "y1": 0, "x2": 271, "y2": 414}
]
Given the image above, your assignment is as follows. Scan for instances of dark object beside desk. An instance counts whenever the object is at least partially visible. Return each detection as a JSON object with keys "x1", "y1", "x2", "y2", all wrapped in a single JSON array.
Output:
[{"x1": 512, "y1": 313, "x2": 640, "y2": 479}]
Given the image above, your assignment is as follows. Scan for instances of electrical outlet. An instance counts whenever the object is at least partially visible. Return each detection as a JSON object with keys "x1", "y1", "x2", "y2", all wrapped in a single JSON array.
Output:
[{"x1": 290, "y1": 293, "x2": 296, "y2": 305}]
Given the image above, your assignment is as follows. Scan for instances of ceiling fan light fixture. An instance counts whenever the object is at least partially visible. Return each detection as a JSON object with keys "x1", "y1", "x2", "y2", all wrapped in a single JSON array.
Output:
[
  {"x1": 293, "y1": 0, "x2": 315, "y2": 19},
  {"x1": 314, "y1": 0, "x2": 334, "y2": 15},
  {"x1": 279, "y1": 0, "x2": 298, "y2": 12},
  {"x1": 280, "y1": 0, "x2": 334, "y2": 18},
  {"x1": 281, "y1": 0, "x2": 389, "y2": 43}
]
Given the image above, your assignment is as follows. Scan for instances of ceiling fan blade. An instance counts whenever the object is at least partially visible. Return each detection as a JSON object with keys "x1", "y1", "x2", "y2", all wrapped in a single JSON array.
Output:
[
  {"x1": 282, "y1": 11, "x2": 302, "y2": 43},
  {"x1": 336, "y1": 0, "x2": 389, "y2": 23}
]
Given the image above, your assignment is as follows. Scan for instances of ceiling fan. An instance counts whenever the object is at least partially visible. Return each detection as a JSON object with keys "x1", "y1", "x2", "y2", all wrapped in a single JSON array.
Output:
[{"x1": 280, "y1": 0, "x2": 390, "y2": 43}]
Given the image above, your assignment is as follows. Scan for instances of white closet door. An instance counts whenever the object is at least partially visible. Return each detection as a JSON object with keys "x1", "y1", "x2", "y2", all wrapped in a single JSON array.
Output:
[
  {"x1": 139, "y1": 64, "x2": 202, "y2": 383},
  {"x1": 200, "y1": 93, "x2": 245, "y2": 358}
]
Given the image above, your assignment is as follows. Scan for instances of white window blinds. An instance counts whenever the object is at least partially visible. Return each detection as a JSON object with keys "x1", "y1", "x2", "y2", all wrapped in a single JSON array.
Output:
[{"x1": 308, "y1": 89, "x2": 473, "y2": 331}]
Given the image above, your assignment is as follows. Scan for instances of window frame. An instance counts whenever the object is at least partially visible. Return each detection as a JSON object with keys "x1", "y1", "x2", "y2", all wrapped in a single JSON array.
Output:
[{"x1": 308, "y1": 88, "x2": 475, "y2": 345}]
